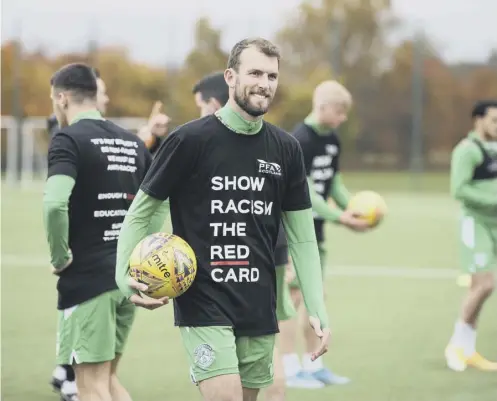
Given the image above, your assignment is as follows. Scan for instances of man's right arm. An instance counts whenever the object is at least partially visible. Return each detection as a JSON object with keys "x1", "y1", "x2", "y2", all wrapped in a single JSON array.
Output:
[
  {"x1": 450, "y1": 141, "x2": 497, "y2": 208},
  {"x1": 116, "y1": 129, "x2": 196, "y2": 298},
  {"x1": 115, "y1": 191, "x2": 169, "y2": 298}
]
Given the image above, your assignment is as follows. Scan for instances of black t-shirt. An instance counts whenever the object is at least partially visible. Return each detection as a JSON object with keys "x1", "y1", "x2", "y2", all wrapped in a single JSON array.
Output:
[
  {"x1": 141, "y1": 116, "x2": 311, "y2": 336},
  {"x1": 47, "y1": 118, "x2": 152, "y2": 309},
  {"x1": 472, "y1": 139, "x2": 497, "y2": 181},
  {"x1": 292, "y1": 123, "x2": 341, "y2": 242},
  {"x1": 274, "y1": 223, "x2": 288, "y2": 266}
]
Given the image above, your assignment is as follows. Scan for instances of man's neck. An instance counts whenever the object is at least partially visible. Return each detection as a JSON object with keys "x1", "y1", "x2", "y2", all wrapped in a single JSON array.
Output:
[
  {"x1": 215, "y1": 103, "x2": 263, "y2": 135},
  {"x1": 305, "y1": 112, "x2": 332, "y2": 135},
  {"x1": 67, "y1": 106, "x2": 102, "y2": 125}
]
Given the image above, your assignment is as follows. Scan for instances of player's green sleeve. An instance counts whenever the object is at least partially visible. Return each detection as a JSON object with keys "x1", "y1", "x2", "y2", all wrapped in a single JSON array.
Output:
[
  {"x1": 116, "y1": 190, "x2": 170, "y2": 298},
  {"x1": 451, "y1": 142, "x2": 497, "y2": 207},
  {"x1": 307, "y1": 177, "x2": 343, "y2": 223},
  {"x1": 282, "y1": 208, "x2": 329, "y2": 329},
  {"x1": 328, "y1": 173, "x2": 350, "y2": 210},
  {"x1": 43, "y1": 175, "x2": 75, "y2": 269}
]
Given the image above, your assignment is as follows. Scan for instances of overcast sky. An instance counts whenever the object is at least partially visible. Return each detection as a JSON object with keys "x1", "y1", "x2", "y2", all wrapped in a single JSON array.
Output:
[{"x1": 2, "y1": 0, "x2": 496, "y2": 65}]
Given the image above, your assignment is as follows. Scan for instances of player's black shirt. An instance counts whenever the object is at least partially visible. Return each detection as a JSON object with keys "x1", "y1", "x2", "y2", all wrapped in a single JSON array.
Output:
[
  {"x1": 292, "y1": 122, "x2": 341, "y2": 242},
  {"x1": 472, "y1": 139, "x2": 497, "y2": 181},
  {"x1": 141, "y1": 115, "x2": 311, "y2": 336},
  {"x1": 274, "y1": 223, "x2": 288, "y2": 266},
  {"x1": 48, "y1": 118, "x2": 151, "y2": 309}
]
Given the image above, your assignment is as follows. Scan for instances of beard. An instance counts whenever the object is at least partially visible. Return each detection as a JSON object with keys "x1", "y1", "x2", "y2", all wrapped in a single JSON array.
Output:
[{"x1": 233, "y1": 80, "x2": 273, "y2": 117}]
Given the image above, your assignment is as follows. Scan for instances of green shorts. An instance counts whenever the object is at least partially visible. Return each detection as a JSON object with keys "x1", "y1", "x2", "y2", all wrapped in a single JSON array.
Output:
[
  {"x1": 289, "y1": 242, "x2": 327, "y2": 289},
  {"x1": 460, "y1": 216, "x2": 497, "y2": 273},
  {"x1": 56, "y1": 289, "x2": 135, "y2": 365},
  {"x1": 275, "y1": 264, "x2": 296, "y2": 321},
  {"x1": 180, "y1": 326, "x2": 275, "y2": 389}
]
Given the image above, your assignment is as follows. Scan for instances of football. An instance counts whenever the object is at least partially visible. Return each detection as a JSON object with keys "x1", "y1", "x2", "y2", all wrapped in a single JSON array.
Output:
[
  {"x1": 347, "y1": 190, "x2": 387, "y2": 226},
  {"x1": 129, "y1": 232, "x2": 197, "y2": 299}
]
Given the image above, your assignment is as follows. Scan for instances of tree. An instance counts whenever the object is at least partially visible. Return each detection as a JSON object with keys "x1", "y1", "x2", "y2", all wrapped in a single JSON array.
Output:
[
  {"x1": 273, "y1": 0, "x2": 396, "y2": 158},
  {"x1": 165, "y1": 17, "x2": 230, "y2": 125}
]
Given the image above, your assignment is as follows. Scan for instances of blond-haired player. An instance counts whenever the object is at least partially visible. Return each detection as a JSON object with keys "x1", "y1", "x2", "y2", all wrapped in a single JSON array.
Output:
[{"x1": 280, "y1": 80, "x2": 371, "y2": 388}]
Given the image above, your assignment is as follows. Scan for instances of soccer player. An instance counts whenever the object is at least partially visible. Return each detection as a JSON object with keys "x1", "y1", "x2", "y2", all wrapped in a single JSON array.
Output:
[
  {"x1": 192, "y1": 71, "x2": 296, "y2": 401},
  {"x1": 279, "y1": 80, "x2": 370, "y2": 388},
  {"x1": 46, "y1": 67, "x2": 166, "y2": 401},
  {"x1": 48, "y1": 67, "x2": 109, "y2": 401},
  {"x1": 445, "y1": 100, "x2": 497, "y2": 372},
  {"x1": 116, "y1": 38, "x2": 330, "y2": 401},
  {"x1": 44, "y1": 63, "x2": 155, "y2": 401}
]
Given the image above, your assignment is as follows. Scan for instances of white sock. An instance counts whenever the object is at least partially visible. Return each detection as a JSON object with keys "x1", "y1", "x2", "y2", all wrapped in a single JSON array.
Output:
[
  {"x1": 282, "y1": 353, "x2": 301, "y2": 377},
  {"x1": 302, "y1": 352, "x2": 323, "y2": 372},
  {"x1": 450, "y1": 320, "x2": 476, "y2": 357},
  {"x1": 60, "y1": 380, "x2": 78, "y2": 396},
  {"x1": 52, "y1": 365, "x2": 67, "y2": 381}
]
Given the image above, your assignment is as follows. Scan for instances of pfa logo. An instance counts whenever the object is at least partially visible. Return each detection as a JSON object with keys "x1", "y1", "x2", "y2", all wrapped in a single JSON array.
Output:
[{"x1": 257, "y1": 159, "x2": 282, "y2": 177}]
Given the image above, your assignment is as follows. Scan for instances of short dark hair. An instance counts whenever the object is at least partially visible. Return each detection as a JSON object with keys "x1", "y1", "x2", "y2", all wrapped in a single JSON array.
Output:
[
  {"x1": 50, "y1": 63, "x2": 98, "y2": 102},
  {"x1": 227, "y1": 37, "x2": 280, "y2": 71},
  {"x1": 192, "y1": 72, "x2": 229, "y2": 105},
  {"x1": 472, "y1": 100, "x2": 497, "y2": 119}
]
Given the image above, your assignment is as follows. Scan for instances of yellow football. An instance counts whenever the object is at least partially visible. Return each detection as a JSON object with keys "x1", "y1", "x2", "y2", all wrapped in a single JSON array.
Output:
[
  {"x1": 347, "y1": 190, "x2": 387, "y2": 226},
  {"x1": 129, "y1": 232, "x2": 197, "y2": 299}
]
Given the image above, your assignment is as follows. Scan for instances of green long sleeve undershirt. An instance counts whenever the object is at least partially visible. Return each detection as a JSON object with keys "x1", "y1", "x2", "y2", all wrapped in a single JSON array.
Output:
[
  {"x1": 115, "y1": 191, "x2": 171, "y2": 298},
  {"x1": 307, "y1": 173, "x2": 351, "y2": 223},
  {"x1": 450, "y1": 133, "x2": 497, "y2": 223},
  {"x1": 281, "y1": 208, "x2": 329, "y2": 328},
  {"x1": 43, "y1": 110, "x2": 105, "y2": 269},
  {"x1": 43, "y1": 175, "x2": 75, "y2": 269},
  {"x1": 115, "y1": 190, "x2": 329, "y2": 329},
  {"x1": 43, "y1": 176, "x2": 169, "y2": 272}
]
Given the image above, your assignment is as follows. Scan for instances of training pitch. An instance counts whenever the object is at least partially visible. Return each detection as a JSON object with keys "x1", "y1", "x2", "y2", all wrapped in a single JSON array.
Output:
[{"x1": 1, "y1": 172, "x2": 496, "y2": 401}]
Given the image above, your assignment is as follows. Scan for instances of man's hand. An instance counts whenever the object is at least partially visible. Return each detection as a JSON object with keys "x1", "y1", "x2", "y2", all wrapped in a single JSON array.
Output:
[
  {"x1": 308, "y1": 316, "x2": 331, "y2": 361},
  {"x1": 339, "y1": 210, "x2": 370, "y2": 232},
  {"x1": 147, "y1": 101, "x2": 170, "y2": 137},
  {"x1": 51, "y1": 250, "x2": 73, "y2": 276},
  {"x1": 127, "y1": 277, "x2": 169, "y2": 310}
]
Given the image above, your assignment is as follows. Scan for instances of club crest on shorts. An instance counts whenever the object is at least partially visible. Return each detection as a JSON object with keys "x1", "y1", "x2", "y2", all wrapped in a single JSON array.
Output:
[{"x1": 194, "y1": 344, "x2": 215, "y2": 369}]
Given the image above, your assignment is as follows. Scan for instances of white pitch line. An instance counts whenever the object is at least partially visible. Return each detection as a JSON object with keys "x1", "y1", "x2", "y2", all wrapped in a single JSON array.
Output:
[{"x1": 1, "y1": 254, "x2": 459, "y2": 279}]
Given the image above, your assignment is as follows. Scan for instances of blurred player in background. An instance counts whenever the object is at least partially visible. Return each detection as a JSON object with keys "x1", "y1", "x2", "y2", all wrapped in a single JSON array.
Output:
[
  {"x1": 192, "y1": 70, "x2": 297, "y2": 401},
  {"x1": 48, "y1": 66, "x2": 108, "y2": 401},
  {"x1": 136, "y1": 101, "x2": 170, "y2": 154},
  {"x1": 47, "y1": 67, "x2": 167, "y2": 401},
  {"x1": 116, "y1": 38, "x2": 330, "y2": 401},
  {"x1": 192, "y1": 71, "x2": 229, "y2": 116},
  {"x1": 44, "y1": 63, "x2": 154, "y2": 401},
  {"x1": 279, "y1": 80, "x2": 370, "y2": 388},
  {"x1": 445, "y1": 100, "x2": 497, "y2": 372},
  {"x1": 46, "y1": 69, "x2": 169, "y2": 153}
]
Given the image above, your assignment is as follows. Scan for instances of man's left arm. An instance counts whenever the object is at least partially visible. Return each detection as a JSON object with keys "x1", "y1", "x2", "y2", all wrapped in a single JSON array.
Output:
[
  {"x1": 43, "y1": 133, "x2": 79, "y2": 272},
  {"x1": 281, "y1": 141, "x2": 329, "y2": 330},
  {"x1": 328, "y1": 173, "x2": 350, "y2": 210},
  {"x1": 281, "y1": 209, "x2": 328, "y2": 329}
]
